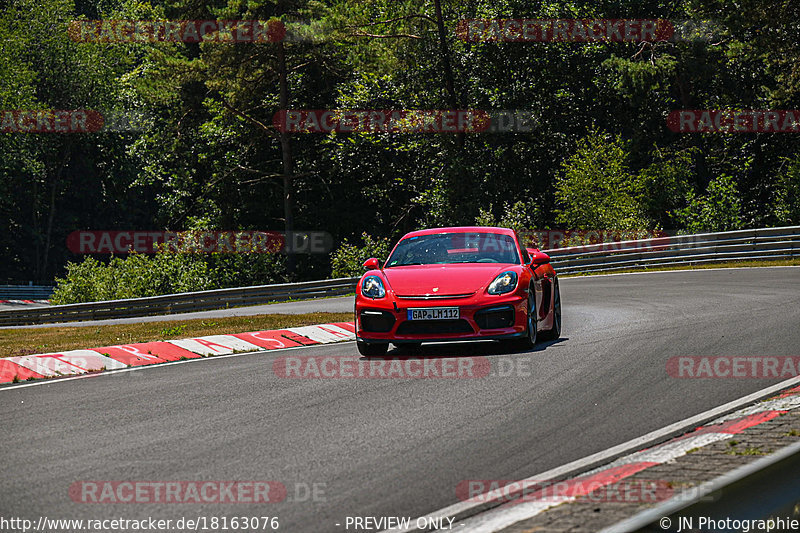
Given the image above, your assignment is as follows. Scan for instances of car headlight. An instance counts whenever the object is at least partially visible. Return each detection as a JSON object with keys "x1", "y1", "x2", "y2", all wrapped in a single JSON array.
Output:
[
  {"x1": 488, "y1": 271, "x2": 518, "y2": 295},
  {"x1": 362, "y1": 275, "x2": 386, "y2": 298}
]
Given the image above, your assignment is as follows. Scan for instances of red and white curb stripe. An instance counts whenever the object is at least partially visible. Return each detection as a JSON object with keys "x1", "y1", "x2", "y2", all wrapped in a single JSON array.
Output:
[
  {"x1": 0, "y1": 322, "x2": 355, "y2": 384},
  {"x1": 453, "y1": 385, "x2": 800, "y2": 533},
  {"x1": 0, "y1": 299, "x2": 50, "y2": 304}
]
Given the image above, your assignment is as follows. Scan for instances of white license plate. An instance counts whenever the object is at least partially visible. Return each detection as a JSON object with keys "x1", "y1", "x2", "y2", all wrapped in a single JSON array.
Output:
[{"x1": 407, "y1": 307, "x2": 460, "y2": 320}]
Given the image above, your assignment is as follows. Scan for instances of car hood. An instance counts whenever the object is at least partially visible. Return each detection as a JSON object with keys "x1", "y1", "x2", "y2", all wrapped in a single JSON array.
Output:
[{"x1": 382, "y1": 264, "x2": 515, "y2": 297}]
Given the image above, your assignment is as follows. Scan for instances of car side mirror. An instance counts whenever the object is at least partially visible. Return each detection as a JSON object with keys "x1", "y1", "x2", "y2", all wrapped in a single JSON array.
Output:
[
  {"x1": 529, "y1": 250, "x2": 550, "y2": 266},
  {"x1": 363, "y1": 257, "x2": 381, "y2": 270}
]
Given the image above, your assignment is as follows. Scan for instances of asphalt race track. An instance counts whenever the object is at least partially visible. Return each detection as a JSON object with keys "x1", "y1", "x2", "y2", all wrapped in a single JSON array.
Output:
[{"x1": 2, "y1": 267, "x2": 800, "y2": 532}]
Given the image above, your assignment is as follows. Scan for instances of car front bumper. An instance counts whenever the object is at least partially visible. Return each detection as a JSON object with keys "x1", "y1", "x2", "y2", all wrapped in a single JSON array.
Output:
[{"x1": 355, "y1": 294, "x2": 528, "y2": 344}]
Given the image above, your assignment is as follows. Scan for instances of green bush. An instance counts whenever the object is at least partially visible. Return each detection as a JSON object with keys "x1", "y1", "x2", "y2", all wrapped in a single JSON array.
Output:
[
  {"x1": 673, "y1": 174, "x2": 743, "y2": 233},
  {"x1": 51, "y1": 247, "x2": 287, "y2": 304},
  {"x1": 773, "y1": 157, "x2": 800, "y2": 225},
  {"x1": 555, "y1": 131, "x2": 653, "y2": 231},
  {"x1": 475, "y1": 200, "x2": 542, "y2": 232},
  {"x1": 205, "y1": 251, "x2": 287, "y2": 289},
  {"x1": 330, "y1": 233, "x2": 392, "y2": 278},
  {"x1": 51, "y1": 252, "x2": 215, "y2": 304},
  {"x1": 639, "y1": 148, "x2": 696, "y2": 228}
]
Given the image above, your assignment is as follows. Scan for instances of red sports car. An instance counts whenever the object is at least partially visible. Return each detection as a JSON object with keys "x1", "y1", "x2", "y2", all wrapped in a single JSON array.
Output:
[{"x1": 354, "y1": 226, "x2": 561, "y2": 356}]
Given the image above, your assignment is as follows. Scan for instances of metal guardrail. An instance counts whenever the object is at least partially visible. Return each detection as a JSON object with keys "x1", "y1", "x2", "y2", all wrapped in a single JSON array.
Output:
[
  {"x1": 0, "y1": 285, "x2": 54, "y2": 300},
  {"x1": 545, "y1": 226, "x2": 800, "y2": 274},
  {"x1": 0, "y1": 278, "x2": 359, "y2": 326},
  {"x1": 0, "y1": 226, "x2": 797, "y2": 327},
  {"x1": 600, "y1": 439, "x2": 800, "y2": 532}
]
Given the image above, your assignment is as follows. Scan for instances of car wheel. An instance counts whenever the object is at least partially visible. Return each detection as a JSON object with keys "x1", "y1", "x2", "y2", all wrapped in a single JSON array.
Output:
[
  {"x1": 506, "y1": 290, "x2": 537, "y2": 351},
  {"x1": 541, "y1": 279, "x2": 561, "y2": 341},
  {"x1": 357, "y1": 340, "x2": 389, "y2": 357}
]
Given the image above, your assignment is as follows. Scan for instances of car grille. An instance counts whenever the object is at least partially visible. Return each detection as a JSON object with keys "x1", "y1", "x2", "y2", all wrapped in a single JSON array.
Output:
[
  {"x1": 359, "y1": 310, "x2": 396, "y2": 333},
  {"x1": 396, "y1": 319, "x2": 474, "y2": 335},
  {"x1": 474, "y1": 306, "x2": 515, "y2": 330}
]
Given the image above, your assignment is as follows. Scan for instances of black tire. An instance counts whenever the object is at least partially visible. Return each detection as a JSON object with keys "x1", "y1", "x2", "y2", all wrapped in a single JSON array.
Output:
[
  {"x1": 357, "y1": 340, "x2": 389, "y2": 357},
  {"x1": 541, "y1": 278, "x2": 562, "y2": 341},
  {"x1": 505, "y1": 290, "x2": 537, "y2": 351}
]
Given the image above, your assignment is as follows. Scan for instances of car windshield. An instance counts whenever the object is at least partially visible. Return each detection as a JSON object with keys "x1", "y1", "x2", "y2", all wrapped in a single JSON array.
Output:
[{"x1": 385, "y1": 232, "x2": 520, "y2": 266}]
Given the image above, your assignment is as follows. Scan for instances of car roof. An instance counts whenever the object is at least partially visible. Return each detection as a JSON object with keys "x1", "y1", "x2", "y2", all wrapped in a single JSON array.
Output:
[{"x1": 399, "y1": 226, "x2": 517, "y2": 240}]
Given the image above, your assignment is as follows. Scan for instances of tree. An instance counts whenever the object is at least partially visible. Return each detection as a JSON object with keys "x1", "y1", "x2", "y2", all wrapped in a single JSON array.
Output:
[
  {"x1": 0, "y1": 0, "x2": 141, "y2": 283},
  {"x1": 673, "y1": 174, "x2": 743, "y2": 233},
  {"x1": 554, "y1": 132, "x2": 652, "y2": 231}
]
